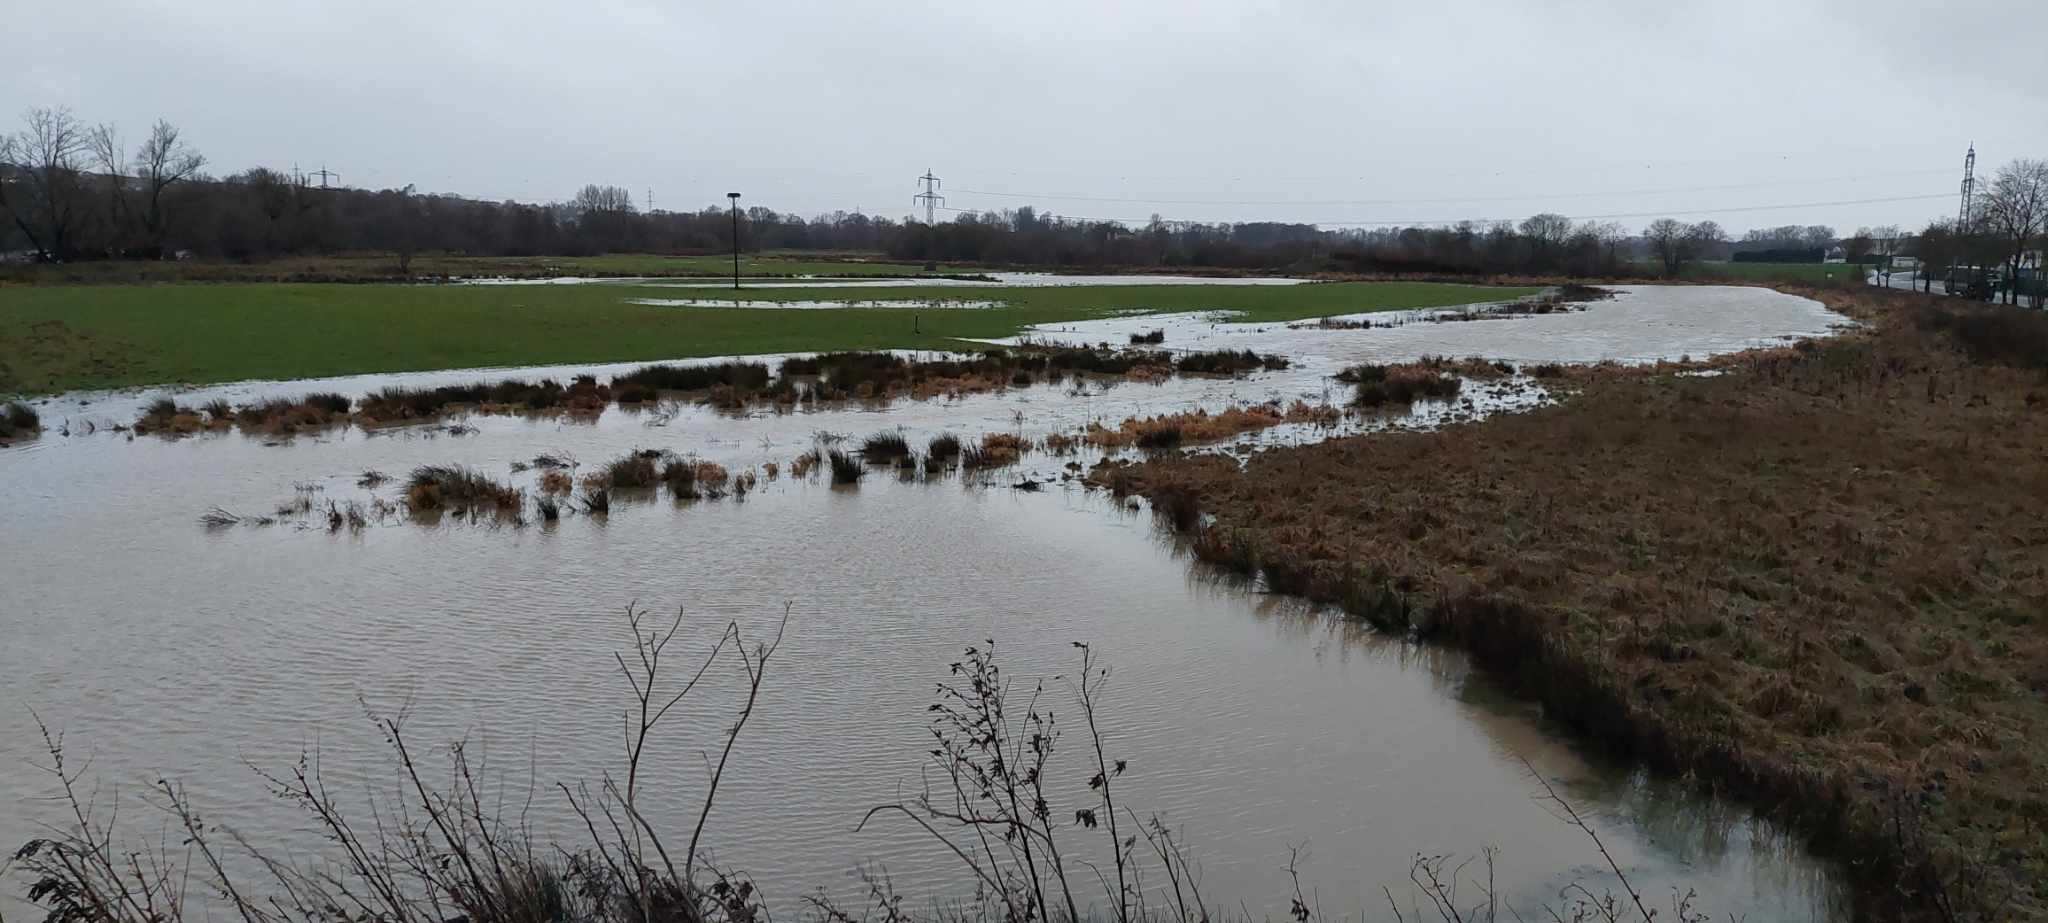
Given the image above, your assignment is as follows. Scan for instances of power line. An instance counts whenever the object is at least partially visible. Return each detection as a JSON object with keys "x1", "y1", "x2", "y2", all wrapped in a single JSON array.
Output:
[
  {"x1": 935, "y1": 191, "x2": 1957, "y2": 228},
  {"x1": 945, "y1": 168, "x2": 1955, "y2": 209}
]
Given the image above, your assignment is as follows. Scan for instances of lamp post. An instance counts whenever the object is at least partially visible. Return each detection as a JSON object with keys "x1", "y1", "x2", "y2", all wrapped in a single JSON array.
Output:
[{"x1": 726, "y1": 192, "x2": 742, "y2": 291}]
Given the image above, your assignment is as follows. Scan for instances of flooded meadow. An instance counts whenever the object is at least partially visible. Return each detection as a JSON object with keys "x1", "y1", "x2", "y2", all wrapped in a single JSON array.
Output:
[{"x1": 0, "y1": 285, "x2": 1854, "y2": 920}]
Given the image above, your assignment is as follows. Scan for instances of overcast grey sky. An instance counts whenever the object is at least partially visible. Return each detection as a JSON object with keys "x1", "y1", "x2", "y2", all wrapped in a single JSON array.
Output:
[{"x1": 12, "y1": 0, "x2": 2046, "y2": 235}]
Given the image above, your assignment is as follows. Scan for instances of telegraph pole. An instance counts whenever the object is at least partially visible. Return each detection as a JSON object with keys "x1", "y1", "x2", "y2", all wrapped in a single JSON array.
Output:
[{"x1": 727, "y1": 192, "x2": 742, "y2": 291}]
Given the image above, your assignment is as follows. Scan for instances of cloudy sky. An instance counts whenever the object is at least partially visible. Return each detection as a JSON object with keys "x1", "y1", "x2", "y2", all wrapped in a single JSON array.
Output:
[{"x1": 12, "y1": 0, "x2": 2046, "y2": 235}]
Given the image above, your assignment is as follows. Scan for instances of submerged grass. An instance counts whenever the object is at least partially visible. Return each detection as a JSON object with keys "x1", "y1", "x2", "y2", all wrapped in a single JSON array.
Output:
[
  {"x1": 601, "y1": 452, "x2": 661, "y2": 489},
  {"x1": 404, "y1": 465, "x2": 522, "y2": 512},
  {"x1": 859, "y1": 431, "x2": 912, "y2": 460},
  {"x1": 1096, "y1": 286, "x2": 2048, "y2": 922},
  {"x1": 0, "y1": 400, "x2": 39, "y2": 438},
  {"x1": 826, "y1": 448, "x2": 864, "y2": 484},
  {"x1": 1173, "y1": 349, "x2": 1289, "y2": 375},
  {"x1": 1342, "y1": 362, "x2": 1466, "y2": 407}
]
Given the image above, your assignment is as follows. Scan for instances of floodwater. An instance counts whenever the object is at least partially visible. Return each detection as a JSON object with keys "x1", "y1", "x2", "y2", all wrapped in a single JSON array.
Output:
[
  {"x1": 1001, "y1": 284, "x2": 1849, "y2": 364},
  {"x1": 0, "y1": 286, "x2": 1853, "y2": 921}
]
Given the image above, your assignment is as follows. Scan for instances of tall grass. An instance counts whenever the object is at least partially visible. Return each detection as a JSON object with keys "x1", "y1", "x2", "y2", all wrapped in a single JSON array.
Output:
[
  {"x1": 826, "y1": 448, "x2": 864, "y2": 484},
  {"x1": 859, "y1": 431, "x2": 912, "y2": 460},
  {"x1": 927, "y1": 433, "x2": 962, "y2": 460}
]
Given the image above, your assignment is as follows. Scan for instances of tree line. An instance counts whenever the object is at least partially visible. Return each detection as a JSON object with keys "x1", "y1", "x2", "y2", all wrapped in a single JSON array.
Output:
[
  {"x1": 4, "y1": 106, "x2": 2042, "y2": 293},
  {"x1": 0, "y1": 108, "x2": 907, "y2": 265}
]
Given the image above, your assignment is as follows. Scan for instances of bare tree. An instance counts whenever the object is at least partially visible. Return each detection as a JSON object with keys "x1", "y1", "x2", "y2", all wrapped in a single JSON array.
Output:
[
  {"x1": 1914, "y1": 219, "x2": 1957, "y2": 293},
  {"x1": 0, "y1": 107, "x2": 92, "y2": 260},
  {"x1": 1687, "y1": 220, "x2": 1727, "y2": 263},
  {"x1": 574, "y1": 184, "x2": 636, "y2": 216},
  {"x1": 88, "y1": 124, "x2": 130, "y2": 251},
  {"x1": 1862, "y1": 225, "x2": 1904, "y2": 284},
  {"x1": 1978, "y1": 158, "x2": 2048, "y2": 305},
  {"x1": 1518, "y1": 212, "x2": 1573, "y2": 267},
  {"x1": 1845, "y1": 232, "x2": 1875, "y2": 264},
  {"x1": 134, "y1": 120, "x2": 205, "y2": 258},
  {"x1": 1643, "y1": 218, "x2": 1690, "y2": 276}
]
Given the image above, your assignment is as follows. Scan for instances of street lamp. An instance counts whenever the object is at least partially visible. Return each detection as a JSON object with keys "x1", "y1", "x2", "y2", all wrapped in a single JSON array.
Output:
[{"x1": 726, "y1": 192, "x2": 742, "y2": 291}]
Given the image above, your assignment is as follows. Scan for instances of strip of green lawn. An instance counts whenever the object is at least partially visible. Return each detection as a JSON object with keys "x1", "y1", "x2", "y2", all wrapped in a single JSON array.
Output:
[{"x1": 0, "y1": 280, "x2": 1537, "y2": 395}]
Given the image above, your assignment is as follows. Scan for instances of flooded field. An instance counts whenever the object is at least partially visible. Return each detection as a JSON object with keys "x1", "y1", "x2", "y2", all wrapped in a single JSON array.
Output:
[{"x1": 1, "y1": 286, "x2": 1852, "y2": 920}]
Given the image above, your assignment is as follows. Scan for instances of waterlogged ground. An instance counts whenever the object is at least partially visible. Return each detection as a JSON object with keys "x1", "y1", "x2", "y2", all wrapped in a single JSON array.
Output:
[{"x1": 0, "y1": 286, "x2": 1853, "y2": 920}]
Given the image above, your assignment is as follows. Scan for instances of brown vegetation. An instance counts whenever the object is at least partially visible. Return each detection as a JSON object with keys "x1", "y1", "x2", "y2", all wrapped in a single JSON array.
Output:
[
  {"x1": 1082, "y1": 402, "x2": 1341, "y2": 449},
  {"x1": 403, "y1": 465, "x2": 522, "y2": 512},
  {"x1": 1090, "y1": 285, "x2": 2048, "y2": 921}
]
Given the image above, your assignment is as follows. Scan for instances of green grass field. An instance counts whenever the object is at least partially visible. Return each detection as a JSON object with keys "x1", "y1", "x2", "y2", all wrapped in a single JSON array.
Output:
[{"x1": 0, "y1": 280, "x2": 1537, "y2": 395}]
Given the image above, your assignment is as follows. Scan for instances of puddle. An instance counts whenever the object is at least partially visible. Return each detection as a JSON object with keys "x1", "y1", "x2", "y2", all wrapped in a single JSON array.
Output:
[
  {"x1": 626, "y1": 297, "x2": 1005, "y2": 309},
  {"x1": 0, "y1": 285, "x2": 1855, "y2": 920}
]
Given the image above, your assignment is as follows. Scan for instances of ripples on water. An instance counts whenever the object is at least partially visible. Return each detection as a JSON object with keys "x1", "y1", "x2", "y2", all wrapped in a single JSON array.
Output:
[{"x1": 0, "y1": 286, "x2": 1851, "y2": 920}]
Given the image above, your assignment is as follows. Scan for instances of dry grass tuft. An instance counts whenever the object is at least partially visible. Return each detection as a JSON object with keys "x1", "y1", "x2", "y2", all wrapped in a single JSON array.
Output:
[
  {"x1": 404, "y1": 465, "x2": 522, "y2": 512},
  {"x1": 1085, "y1": 402, "x2": 1340, "y2": 449}
]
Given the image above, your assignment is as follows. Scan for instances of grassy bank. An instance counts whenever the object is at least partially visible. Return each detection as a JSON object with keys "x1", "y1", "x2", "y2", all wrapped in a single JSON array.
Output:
[
  {"x1": 1093, "y1": 285, "x2": 2048, "y2": 921},
  {"x1": 0, "y1": 280, "x2": 1533, "y2": 394}
]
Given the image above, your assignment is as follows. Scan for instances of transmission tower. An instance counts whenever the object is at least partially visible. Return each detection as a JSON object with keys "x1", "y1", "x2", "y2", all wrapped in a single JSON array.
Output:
[
  {"x1": 1958, "y1": 144, "x2": 1976, "y2": 229},
  {"x1": 310, "y1": 166, "x2": 340, "y2": 188},
  {"x1": 913, "y1": 169, "x2": 944, "y2": 225},
  {"x1": 646, "y1": 187, "x2": 654, "y2": 212}
]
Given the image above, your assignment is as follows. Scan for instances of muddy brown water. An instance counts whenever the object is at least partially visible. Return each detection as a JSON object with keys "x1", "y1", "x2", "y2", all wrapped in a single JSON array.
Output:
[{"x1": 0, "y1": 286, "x2": 1850, "y2": 920}]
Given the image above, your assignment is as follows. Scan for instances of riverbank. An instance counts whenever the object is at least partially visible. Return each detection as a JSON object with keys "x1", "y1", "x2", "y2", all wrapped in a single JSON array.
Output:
[
  {"x1": 1092, "y1": 284, "x2": 2048, "y2": 921},
  {"x1": 0, "y1": 280, "x2": 1535, "y2": 395}
]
